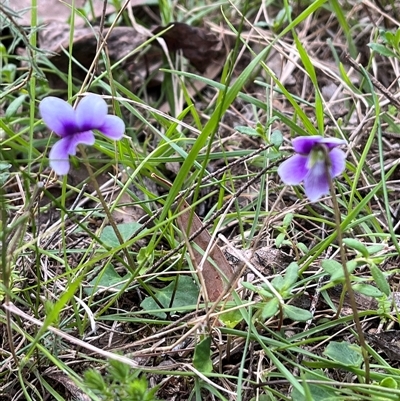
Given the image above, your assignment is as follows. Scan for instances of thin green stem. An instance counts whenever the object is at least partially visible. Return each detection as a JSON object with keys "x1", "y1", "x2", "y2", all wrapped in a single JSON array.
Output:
[{"x1": 327, "y1": 155, "x2": 370, "y2": 384}]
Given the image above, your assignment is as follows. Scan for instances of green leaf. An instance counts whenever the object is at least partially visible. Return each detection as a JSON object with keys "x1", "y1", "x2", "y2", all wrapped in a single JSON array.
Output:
[
  {"x1": 283, "y1": 304, "x2": 312, "y2": 322},
  {"x1": 5, "y1": 95, "x2": 26, "y2": 119},
  {"x1": 282, "y1": 262, "x2": 299, "y2": 290},
  {"x1": 137, "y1": 246, "x2": 154, "y2": 272},
  {"x1": 330, "y1": 260, "x2": 358, "y2": 282},
  {"x1": 366, "y1": 245, "x2": 385, "y2": 255},
  {"x1": 380, "y1": 377, "x2": 398, "y2": 389},
  {"x1": 85, "y1": 264, "x2": 131, "y2": 296},
  {"x1": 271, "y1": 275, "x2": 285, "y2": 292},
  {"x1": 297, "y1": 242, "x2": 308, "y2": 255},
  {"x1": 264, "y1": 151, "x2": 281, "y2": 160},
  {"x1": 323, "y1": 341, "x2": 363, "y2": 367},
  {"x1": 275, "y1": 232, "x2": 285, "y2": 248},
  {"x1": 100, "y1": 222, "x2": 142, "y2": 248},
  {"x1": 84, "y1": 368, "x2": 107, "y2": 391},
  {"x1": 244, "y1": 281, "x2": 274, "y2": 298},
  {"x1": 219, "y1": 307, "x2": 244, "y2": 328},
  {"x1": 0, "y1": 163, "x2": 11, "y2": 186},
  {"x1": 370, "y1": 264, "x2": 390, "y2": 296},
  {"x1": 241, "y1": 281, "x2": 259, "y2": 293},
  {"x1": 234, "y1": 125, "x2": 260, "y2": 136},
  {"x1": 271, "y1": 130, "x2": 283, "y2": 148},
  {"x1": 140, "y1": 276, "x2": 199, "y2": 318},
  {"x1": 291, "y1": 370, "x2": 337, "y2": 401},
  {"x1": 342, "y1": 238, "x2": 369, "y2": 258},
  {"x1": 321, "y1": 259, "x2": 342, "y2": 276},
  {"x1": 282, "y1": 213, "x2": 293, "y2": 228},
  {"x1": 352, "y1": 283, "x2": 383, "y2": 298},
  {"x1": 260, "y1": 298, "x2": 279, "y2": 320},
  {"x1": 368, "y1": 43, "x2": 397, "y2": 58},
  {"x1": 193, "y1": 336, "x2": 213, "y2": 373}
]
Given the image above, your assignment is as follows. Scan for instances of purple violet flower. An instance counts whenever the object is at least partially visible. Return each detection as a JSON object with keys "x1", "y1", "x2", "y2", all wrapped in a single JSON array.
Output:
[
  {"x1": 277, "y1": 136, "x2": 346, "y2": 202},
  {"x1": 40, "y1": 94, "x2": 125, "y2": 175}
]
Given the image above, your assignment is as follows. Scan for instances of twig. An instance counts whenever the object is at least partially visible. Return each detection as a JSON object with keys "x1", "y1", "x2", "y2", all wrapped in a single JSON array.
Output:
[{"x1": 344, "y1": 53, "x2": 400, "y2": 110}]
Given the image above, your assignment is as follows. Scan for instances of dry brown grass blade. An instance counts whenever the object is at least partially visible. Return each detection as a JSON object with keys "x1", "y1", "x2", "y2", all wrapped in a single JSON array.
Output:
[{"x1": 176, "y1": 199, "x2": 234, "y2": 302}]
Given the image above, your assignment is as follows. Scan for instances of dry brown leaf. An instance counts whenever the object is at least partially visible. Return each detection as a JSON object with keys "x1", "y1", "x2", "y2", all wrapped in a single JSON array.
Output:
[
  {"x1": 7, "y1": 0, "x2": 153, "y2": 26},
  {"x1": 176, "y1": 199, "x2": 234, "y2": 302},
  {"x1": 153, "y1": 22, "x2": 225, "y2": 73},
  {"x1": 156, "y1": 23, "x2": 227, "y2": 113},
  {"x1": 39, "y1": 23, "x2": 147, "y2": 62},
  {"x1": 37, "y1": 22, "x2": 149, "y2": 87}
]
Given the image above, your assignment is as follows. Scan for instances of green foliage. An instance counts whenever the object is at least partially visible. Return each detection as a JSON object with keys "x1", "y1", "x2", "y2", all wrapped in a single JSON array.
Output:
[
  {"x1": 242, "y1": 262, "x2": 312, "y2": 322},
  {"x1": 219, "y1": 302, "x2": 244, "y2": 328},
  {"x1": 323, "y1": 341, "x2": 363, "y2": 367},
  {"x1": 321, "y1": 241, "x2": 390, "y2": 303},
  {"x1": 84, "y1": 359, "x2": 160, "y2": 401},
  {"x1": 4, "y1": 0, "x2": 400, "y2": 399},
  {"x1": 369, "y1": 28, "x2": 400, "y2": 59},
  {"x1": 140, "y1": 275, "x2": 199, "y2": 318},
  {"x1": 0, "y1": 163, "x2": 11, "y2": 186},
  {"x1": 85, "y1": 264, "x2": 132, "y2": 296},
  {"x1": 291, "y1": 370, "x2": 337, "y2": 401},
  {"x1": 193, "y1": 336, "x2": 213, "y2": 373},
  {"x1": 274, "y1": 213, "x2": 294, "y2": 248},
  {"x1": 100, "y1": 222, "x2": 143, "y2": 249}
]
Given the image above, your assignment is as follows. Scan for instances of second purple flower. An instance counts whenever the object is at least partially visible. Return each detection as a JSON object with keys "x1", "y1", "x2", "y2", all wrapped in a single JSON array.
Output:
[
  {"x1": 40, "y1": 94, "x2": 125, "y2": 176},
  {"x1": 277, "y1": 136, "x2": 346, "y2": 202}
]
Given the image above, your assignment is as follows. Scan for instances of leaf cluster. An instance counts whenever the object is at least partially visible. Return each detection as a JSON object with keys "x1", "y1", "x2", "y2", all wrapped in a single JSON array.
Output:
[{"x1": 84, "y1": 359, "x2": 160, "y2": 401}]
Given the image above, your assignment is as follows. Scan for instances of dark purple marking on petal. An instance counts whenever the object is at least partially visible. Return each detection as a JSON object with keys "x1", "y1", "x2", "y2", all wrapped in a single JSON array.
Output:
[
  {"x1": 66, "y1": 131, "x2": 95, "y2": 156},
  {"x1": 97, "y1": 115, "x2": 125, "y2": 140},
  {"x1": 292, "y1": 136, "x2": 323, "y2": 154},
  {"x1": 40, "y1": 97, "x2": 77, "y2": 137},
  {"x1": 76, "y1": 95, "x2": 107, "y2": 131},
  {"x1": 277, "y1": 154, "x2": 309, "y2": 185}
]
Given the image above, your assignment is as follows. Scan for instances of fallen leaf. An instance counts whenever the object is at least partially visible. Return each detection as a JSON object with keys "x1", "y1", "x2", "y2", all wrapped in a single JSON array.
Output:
[
  {"x1": 176, "y1": 199, "x2": 234, "y2": 302},
  {"x1": 153, "y1": 22, "x2": 225, "y2": 73},
  {"x1": 37, "y1": 22, "x2": 149, "y2": 88}
]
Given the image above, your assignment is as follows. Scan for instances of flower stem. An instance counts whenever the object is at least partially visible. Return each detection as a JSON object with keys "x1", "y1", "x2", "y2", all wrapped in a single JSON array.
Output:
[{"x1": 327, "y1": 165, "x2": 370, "y2": 384}]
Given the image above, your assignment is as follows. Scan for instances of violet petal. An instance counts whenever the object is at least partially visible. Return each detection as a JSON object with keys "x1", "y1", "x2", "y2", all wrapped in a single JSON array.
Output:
[
  {"x1": 97, "y1": 115, "x2": 125, "y2": 140},
  {"x1": 303, "y1": 161, "x2": 330, "y2": 202},
  {"x1": 66, "y1": 131, "x2": 96, "y2": 156},
  {"x1": 277, "y1": 154, "x2": 309, "y2": 185},
  {"x1": 320, "y1": 137, "x2": 347, "y2": 150},
  {"x1": 76, "y1": 95, "x2": 107, "y2": 131},
  {"x1": 329, "y1": 148, "x2": 346, "y2": 177},
  {"x1": 49, "y1": 138, "x2": 72, "y2": 175},
  {"x1": 292, "y1": 136, "x2": 323, "y2": 154},
  {"x1": 40, "y1": 97, "x2": 77, "y2": 137},
  {"x1": 48, "y1": 131, "x2": 95, "y2": 175}
]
